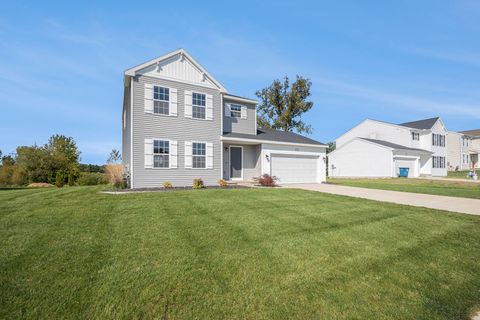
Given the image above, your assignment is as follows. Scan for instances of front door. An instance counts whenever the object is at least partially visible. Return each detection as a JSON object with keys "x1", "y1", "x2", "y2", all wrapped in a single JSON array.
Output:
[{"x1": 230, "y1": 147, "x2": 243, "y2": 180}]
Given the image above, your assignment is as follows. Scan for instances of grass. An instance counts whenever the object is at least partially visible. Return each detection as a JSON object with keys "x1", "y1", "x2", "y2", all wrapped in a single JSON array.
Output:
[
  {"x1": 328, "y1": 178, "x2": 480, "y2": 199},
  {"x1": 447, "y1": 170, "x2": 475, "y2": 179},
  {"x1": 1, "y1": 186, "x2": 480, "y2": 319}
]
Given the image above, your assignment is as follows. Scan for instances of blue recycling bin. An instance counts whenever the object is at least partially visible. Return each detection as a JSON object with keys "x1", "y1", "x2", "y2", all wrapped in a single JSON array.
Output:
[{"x1": 399, "y1": 167, "x2": 409, "y2": 178}]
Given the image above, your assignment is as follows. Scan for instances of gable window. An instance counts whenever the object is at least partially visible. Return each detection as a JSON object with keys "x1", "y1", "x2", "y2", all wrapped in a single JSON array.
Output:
[
  {"x1": 153, "y1": 86, "x2": 169, "y2": 115},
  {"x1": 192, "y1": 93, "x2": 206, "y2": 119},
  {"x1": 192, "y1": 142, "x2": 206, "y2": 168},
  {"x1": 153, "y1": 140, "x2": 169, "y2": 168},
  {"x1": 230, "y1": 104, "x2": 242, "y2": 117},
  {"x1": 411, "y1": 132, "x2": 419, "y2": 141}
]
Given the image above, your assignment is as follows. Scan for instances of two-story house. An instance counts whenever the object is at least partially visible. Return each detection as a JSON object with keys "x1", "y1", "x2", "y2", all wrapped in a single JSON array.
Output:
[
  {"x1": 447, "y1": 129, "x2": 480, "y2": 171},
  {"x1": 122, "y1": 49, "x2": 327, "y2": 188},
  {"x1": 328, "y1": 117, "x2": 448, "y2": 178}
]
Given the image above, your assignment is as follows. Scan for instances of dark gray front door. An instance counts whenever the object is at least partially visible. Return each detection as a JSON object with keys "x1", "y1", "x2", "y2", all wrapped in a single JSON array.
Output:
[{"x1": 230, "y1": 147, "x2": 242, "y2": 179}]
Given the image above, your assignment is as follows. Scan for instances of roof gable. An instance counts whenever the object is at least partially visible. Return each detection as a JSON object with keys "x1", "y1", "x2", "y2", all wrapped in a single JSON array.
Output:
[
  {"x1": 398, "y1": 117, "x2": 440, "y2": 130},
  {"x1": 125, "y1": 49, "x2": 227, "y2": 92}
]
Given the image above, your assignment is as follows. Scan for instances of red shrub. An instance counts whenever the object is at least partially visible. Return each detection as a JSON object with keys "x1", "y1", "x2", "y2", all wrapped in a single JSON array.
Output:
[{"x1": 255, "y1": 174, "x2": 278, "y2": 187}]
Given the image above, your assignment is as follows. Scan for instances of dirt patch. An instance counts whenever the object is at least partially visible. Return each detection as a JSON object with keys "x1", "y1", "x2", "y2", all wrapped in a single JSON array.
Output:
[{"x1": 27, "y1": 183, "x2": 54, "y2": 188}]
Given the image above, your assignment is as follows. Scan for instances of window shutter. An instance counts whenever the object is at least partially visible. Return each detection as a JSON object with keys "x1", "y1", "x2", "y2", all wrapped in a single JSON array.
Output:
[
  {"x1": 241, "y1": 106, "x2": 247, "y2": 119},
  {"x1": 224, "y1": 103, "x2": 230, "y2": 117},
  {"x1": 144, "y1": 84, "x2": 153, "y2": 113},
  {"x1": 144, "y1": 138, "x2": 153, "y2": 168},
  {"x1": 185, "y1": 141, "x2": 192, "y2": 168},
  {"x1": 170, "y1": 88, "x2": 178, "y2": 116},
  {"x1": 206, "y1": 142, "x2": 213, "y2": 169},
  {"x1": 206, "y1": 94, "x2": 213, "y2": 120},
  {"x1": 170, "y1": 140, "x2": 178, "y2": 168},
  {"x1": 184, "y1": 91, "x2": 192, "y2": 118}
]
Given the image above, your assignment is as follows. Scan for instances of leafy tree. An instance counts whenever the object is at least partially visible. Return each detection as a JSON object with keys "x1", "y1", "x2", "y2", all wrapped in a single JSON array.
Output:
[
  {"x1": 107, "y1": 149, "x2": 122, "y2": 164},
  {"x1": 256, "y1": 75, "x2": 314, "y2": 134},
  {"x1": 327, "y1": 142, "x2": 336, "y2": 154},
  {"x1": 55, "y1": 171, "x2": 65, "y2": 188},
  {"x1": 0, "y1": 155, "x2": 16, "y2": 185}
]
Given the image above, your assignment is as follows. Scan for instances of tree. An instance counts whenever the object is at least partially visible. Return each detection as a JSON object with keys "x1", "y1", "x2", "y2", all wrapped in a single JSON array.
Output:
[
  {"x1": 256, "y1": 75, "x2": 314, "y2": 134},
  {"x1": 107, "y1": 149, "x2": 122, "y2": 164},
  {"x1": 327, "y1": 142, "x2": 336, "y2": 154}
]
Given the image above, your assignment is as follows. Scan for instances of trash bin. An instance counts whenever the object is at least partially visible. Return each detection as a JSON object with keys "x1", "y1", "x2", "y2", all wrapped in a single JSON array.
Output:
[{"x1": 399, "y1": 167, "x2": 409, "y2": 178}]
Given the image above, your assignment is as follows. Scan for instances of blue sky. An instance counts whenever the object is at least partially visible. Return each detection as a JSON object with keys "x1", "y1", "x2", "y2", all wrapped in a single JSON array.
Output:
[{"x1": 1, "y1": 1, "x2": 479, "y2": 164}]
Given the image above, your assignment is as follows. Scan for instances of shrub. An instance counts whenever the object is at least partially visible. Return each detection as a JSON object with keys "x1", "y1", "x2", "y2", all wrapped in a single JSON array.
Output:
[
  {"x1": 254, "y1": 174, "x2": 278, "y2": 187},
  {"x1": 192, "y1": 178, "x2": 204, "y2": 189},
  {"x1": 106, "y1": 164, "x2": 125, "y2": 189},
  {"x1": 67, "y1": 173, "x2": 75, "y2": 186},
  {"x1": 218, "y1": 179, "x2": 227, "y2": 187},
  {"x1": 163, "y1": 181, "x2": 173, "y2": 189},
  {"x1": 77, "y1": 172, "x2": 108, "y2": 186},
  {"x1": 55, "y1": 171, "x2": 65, "y2": 188}
]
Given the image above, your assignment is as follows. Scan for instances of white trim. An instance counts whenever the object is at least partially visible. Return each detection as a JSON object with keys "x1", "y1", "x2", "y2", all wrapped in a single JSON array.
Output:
[
  {"x1": 130, "y1": 78, "x2": 134, "y2": 189},
  {"x1": 229, "y1": 145, "x2": 243, "y2": 180},
  {"x1": 220, "y1": 136, "x2": 327, "y2": 148},
  {"x1": 223, "y1": 94, "x2": 257, "y2": 104},
  {"x1": 148, "y1": 138, "x2": 174, "y2": 170},
  {"x1": 190, "y1": 141, "x2": 210, "y2": 170},
  {"x1": 124, "y1": 48, "x2": 227, "y2": 92}
]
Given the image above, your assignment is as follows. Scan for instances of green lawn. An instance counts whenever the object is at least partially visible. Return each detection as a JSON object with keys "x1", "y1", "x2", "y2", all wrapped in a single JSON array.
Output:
[
  {"x1": 447, "y1": 170, "x2": 474, "y2": 179},
  {"x1": 328, "y1": 178, "x2": 480, "y2": 199},
  {"x1": 1, "y1": 187, "x2": 480, "y2": 319}
]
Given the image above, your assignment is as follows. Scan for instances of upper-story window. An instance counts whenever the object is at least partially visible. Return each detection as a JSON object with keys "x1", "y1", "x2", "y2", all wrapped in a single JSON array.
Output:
[
  {"x1": 153, "y1": 140, "x2": 169, "y2": 168},
  {"x1": 411, "y1": 132, "x2": 420, "y2": 141},
  {"x1": 432, "y1": 133, "x2": 445, "y2": 147},
  {"x1": 230, "y1": 104, "x2": 242, "y2": 118},
  {"x1": 153, "y1": 86, "x2": 169, "y2": 115},
  {"x1": 192, "y1": 142, "x2": 206, "y2": 168},
  {"x1": 192, "y1": 93, "x2": 206, "y2": 119},
  {"x1": 462, "y1": 137, "x2": 470, "y2": 147}
]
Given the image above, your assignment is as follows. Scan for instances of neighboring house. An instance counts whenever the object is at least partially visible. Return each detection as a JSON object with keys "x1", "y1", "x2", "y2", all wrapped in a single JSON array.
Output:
[
  {"x1": 122, "y1": 49, "x2": 327, "y2": 188},
  {"x1": 328, "y1": 117, "x2": 448, "y2": 178},
  {"x1": 447, "y1": 129, "x2": 480, "y2": 170}
]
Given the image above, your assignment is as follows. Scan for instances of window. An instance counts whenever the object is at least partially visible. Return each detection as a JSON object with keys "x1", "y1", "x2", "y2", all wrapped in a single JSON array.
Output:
[
  {"x1": 192, "y1": 142, "x2": 206, "y2": 168},
  {"x1": 192, "y1": 92, "x2": 206, "y2": 119},
  {"x1": 411, "y1": 132, "x2": 420, "y2": 141},
  {"x1": 433, "y1": 156, "x2": 446, "y2": 169},
  {"x1": 230, "y1": 104, "x2": 242, "y2": 117},
  {"x1": 153, "y1": 140, "x2": 169, "y2": 168},
  {"x1": 432, "y1": 134, "x2": 445, "y2": 147},
  {"x1": 153, "y1": 86, "x2": 169, "y2": 115}
]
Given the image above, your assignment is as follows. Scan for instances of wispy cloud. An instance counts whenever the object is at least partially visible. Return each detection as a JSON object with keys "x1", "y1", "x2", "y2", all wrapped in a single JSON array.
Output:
[
  {"x1": 408, "y1": 47, "x2": 480, "y2": 67},
  {"x1": 313, "y1": 77, "x2": 480, "y2": 119}
]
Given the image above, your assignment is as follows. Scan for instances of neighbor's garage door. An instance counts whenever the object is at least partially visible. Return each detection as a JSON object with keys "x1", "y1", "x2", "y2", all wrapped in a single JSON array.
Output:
[{"x1": 271, "y1": 154, "x2": 318, "y2": 184}]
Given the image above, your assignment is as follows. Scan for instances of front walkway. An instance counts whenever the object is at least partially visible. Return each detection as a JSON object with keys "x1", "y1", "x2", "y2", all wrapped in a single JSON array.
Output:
[{"x1": 286, "y1": 183, "x2": 480, "y2": 215}]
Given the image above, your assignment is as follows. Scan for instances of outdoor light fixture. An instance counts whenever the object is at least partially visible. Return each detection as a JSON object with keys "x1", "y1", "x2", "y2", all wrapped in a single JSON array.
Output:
[{"x1": 265, "y1": 154, "x2": 270, "y2": 161}]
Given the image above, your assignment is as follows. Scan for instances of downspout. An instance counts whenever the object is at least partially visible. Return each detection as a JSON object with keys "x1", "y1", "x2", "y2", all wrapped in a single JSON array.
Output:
[{"x1": 130, "y1": 76, "x2": 134, "y2": 189}]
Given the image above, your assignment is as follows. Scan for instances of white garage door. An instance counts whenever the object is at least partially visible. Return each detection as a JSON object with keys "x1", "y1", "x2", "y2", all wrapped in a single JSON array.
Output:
[{"x1": 271, "y1": 154, "x2": 318, "y2": 184}]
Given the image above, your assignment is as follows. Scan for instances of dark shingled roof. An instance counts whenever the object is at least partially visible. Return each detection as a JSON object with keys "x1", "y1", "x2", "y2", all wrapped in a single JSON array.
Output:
[
  {"x1": 222, "y1": 128, "x2": 325, "y2": 146},
  {"x1": 460, "y1": 129, "x2": 480, "y2": 137},
  {"x1": 360, "y1": 138, "x2": 432, "y2": 153},
  {"x1": 398, "y1": 117, "x2": 440, "y2": 130}
]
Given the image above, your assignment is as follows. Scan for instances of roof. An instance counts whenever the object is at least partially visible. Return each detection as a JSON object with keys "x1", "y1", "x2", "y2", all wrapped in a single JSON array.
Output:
[
  {"x1": 124, "y1": 48, "x2": 227, "y2": 92},
  {"x1": 360, "y1": 138, "x2": 432, "y2": 153},
  {"x1": 398, "y1": 117, "x2": 440, "y2": 130},
  {"x1": 223, "y1": 93, "x2": 258, "y2": 104},
  {"x1": 222, "y1": 128, "x2": 325, "y2": 146},
  {"x1": 460, "y1": 129, "x2": 480, "y2": 137}
]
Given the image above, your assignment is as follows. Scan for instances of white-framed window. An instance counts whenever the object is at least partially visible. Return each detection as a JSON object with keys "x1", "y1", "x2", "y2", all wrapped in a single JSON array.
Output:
[
  {"x1": 230, "y1": 104, "x2": 242, "y2": 117},
  {"x1": 192, "y1": 142, "x2": 206, "y2": 168},
  {"x1": 153, "y1": 86, "x2": 169, "y2": 115},
  {"x1": 432, "y1": 134, "x2": 445, "y2": 147},
  {"x1": 153, "y1": 140, "x2": 169, "y2": 168},
  {"x1": 411, "y1": 132, "x2": 420, "y2": 141},
  {"x1": 192, "y1": 92, "x2": 206, "y2": 119},
  {"x1": 433, "y1": 156, "x2": 446, "y2": 168}
]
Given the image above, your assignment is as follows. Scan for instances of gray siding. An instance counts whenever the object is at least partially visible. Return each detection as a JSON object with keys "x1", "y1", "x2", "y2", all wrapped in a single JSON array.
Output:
[
  {"x1": 223, "y1": 98, "x2": 256, "y2": 135},
  {"x1": 132, "y1": 75, "x2": 222, "y2": 188},
  {"x1": 222, "y1": 143, "x2": 261, "y2": 181},
  {"x1": 122, "y1": 83, "x2": 131, "y2": 172}
]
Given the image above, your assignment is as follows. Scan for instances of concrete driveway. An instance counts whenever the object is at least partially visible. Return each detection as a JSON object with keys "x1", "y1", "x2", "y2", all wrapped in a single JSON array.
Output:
[{"x1": 285, "y1": 183, "x2": 480, "y2": 215}]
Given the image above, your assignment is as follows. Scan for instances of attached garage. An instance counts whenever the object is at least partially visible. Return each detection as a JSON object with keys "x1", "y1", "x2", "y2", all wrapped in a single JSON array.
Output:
[
  {"x1": 394, "y1": 157, "x2": 417, "y2": 178},
  {"x1": 271, "y1": 154, "x2": 319, "y2": 183}
]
